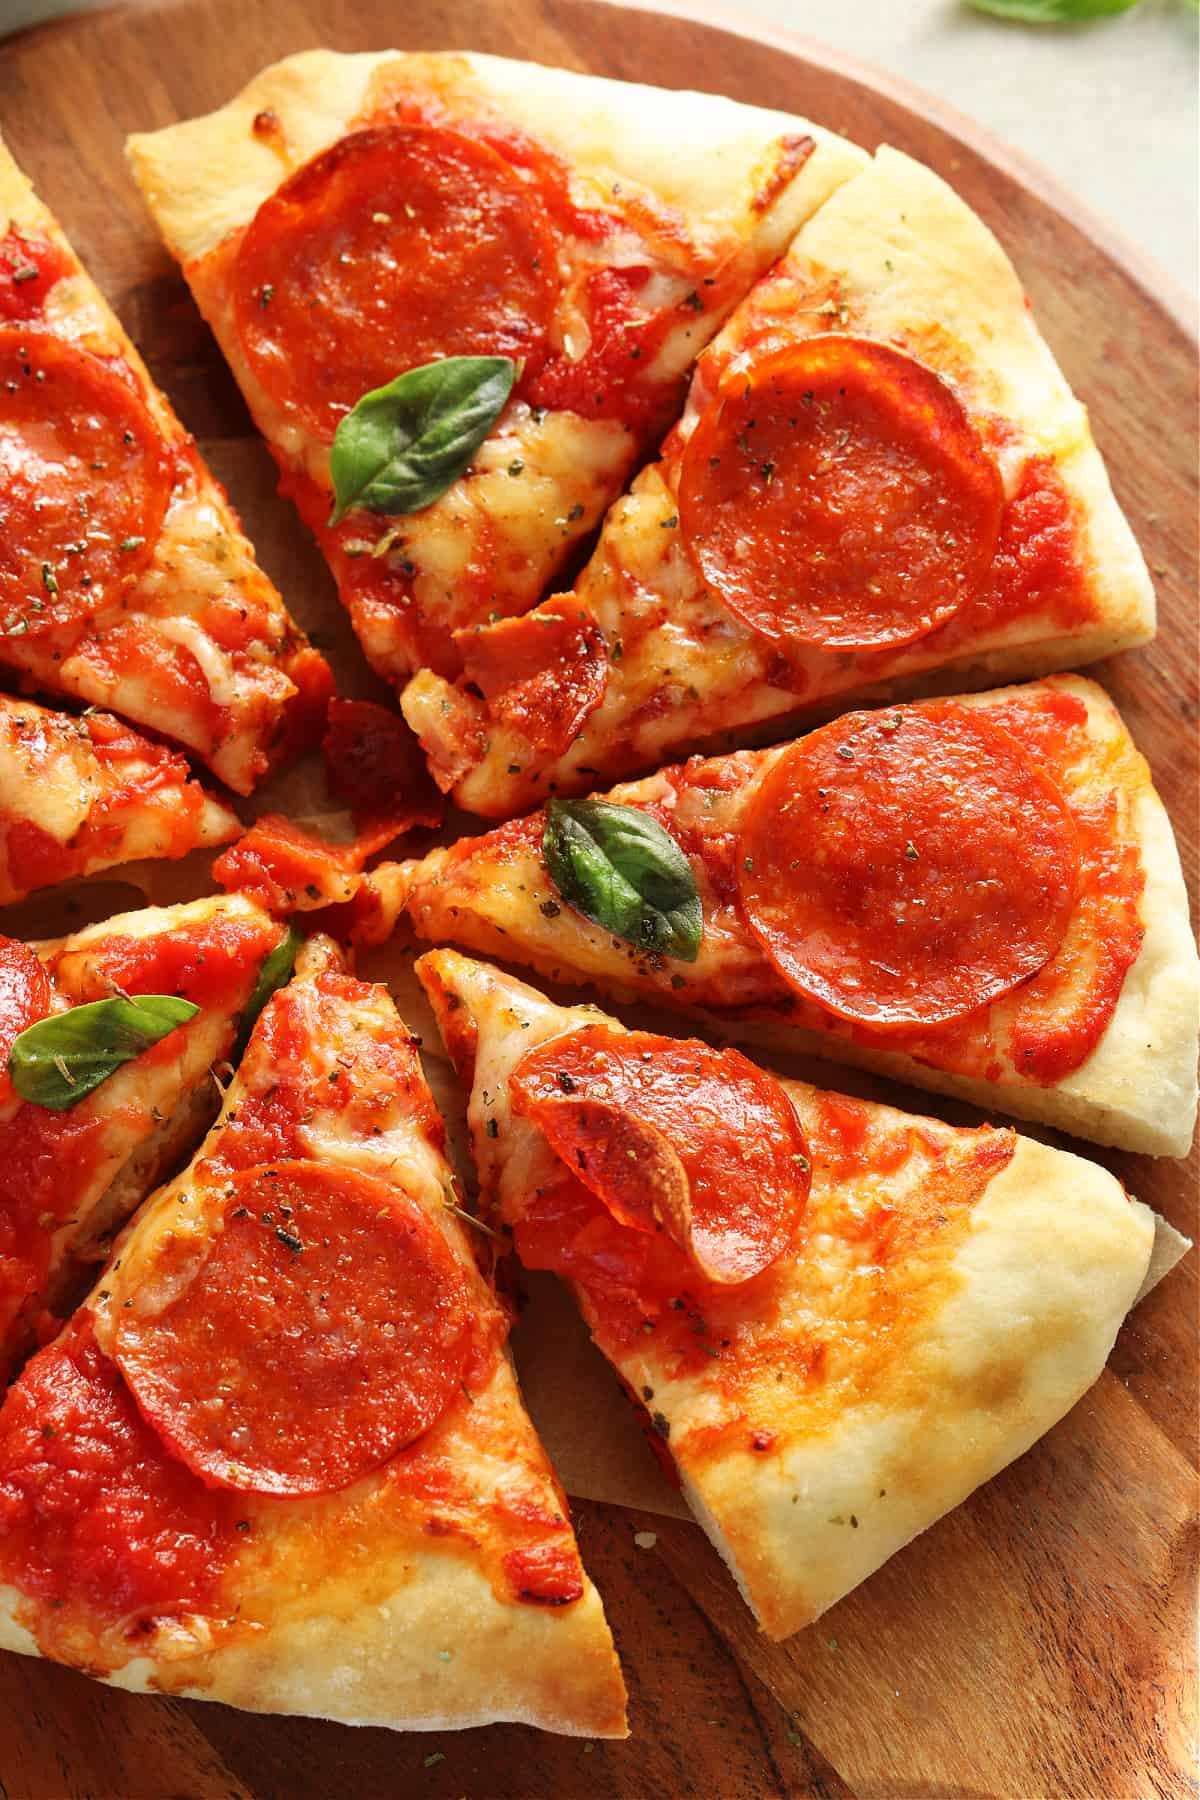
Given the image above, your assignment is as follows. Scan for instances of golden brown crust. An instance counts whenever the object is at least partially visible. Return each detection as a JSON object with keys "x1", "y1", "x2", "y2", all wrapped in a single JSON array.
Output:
[
  {"x1": 0, "y1": 935, "x2": 627, "y2": 1737},
  {"x1": 416, "y1": 951, "x2": 1156, "y2": 1639},
  {"x1": 390, "y1": 677, "x2": 1198, "y2": 1158}
]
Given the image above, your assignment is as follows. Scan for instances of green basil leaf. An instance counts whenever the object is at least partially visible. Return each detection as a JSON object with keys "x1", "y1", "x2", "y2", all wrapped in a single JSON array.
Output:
[
  {"x1": 964, "y1": 0, "x2": 1137, "y2": 20},
  {"x1": 234, "y1": 922, "x2": 303, "y2": 1060},
  {"x1": 543, "y1": 799, "x2": 703, "y2": 963},
  {"x1": 9, "y1": 994, "x2": 200, "y2": 1112},
  {"x1": 329, "y1": 356, "x2": 517, "y2": 525}
]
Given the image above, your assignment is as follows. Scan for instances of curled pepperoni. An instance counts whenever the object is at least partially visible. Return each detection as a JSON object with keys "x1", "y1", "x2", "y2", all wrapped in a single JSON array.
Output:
[
  {"x1": 737, "y1": 703, "x2": 1080, "y2": 1031},
  {"x1": 0, "y1": 331, "x2": 169, "y2": 637},
  {"x1": 0, "y1": 935, "x2": 51, "y2": 1109},
  {"x1": 322, "y1": 698, "x2": 444, "y2": 847},
  {"x1": 455, "y1": 601, "x2": 608, "y2": 757},
  {"x1": 509, "y1": 1025, "x2": 810, "y2": 1285},
  {"x1": 111, "y1": 1161, "x2": 471, "y2": 1496},
  {"x1": 678, "y1": 336, "x2": 1003, "y2": 652},
  {"x1": 233, "y1": 125, "x2": 560, "y2": 440}
]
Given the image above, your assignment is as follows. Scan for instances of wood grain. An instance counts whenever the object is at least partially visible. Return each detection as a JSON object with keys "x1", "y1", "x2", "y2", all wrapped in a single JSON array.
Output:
[{"x1": 0, "y1": 1, "x2": 1195, "y2": 1795}]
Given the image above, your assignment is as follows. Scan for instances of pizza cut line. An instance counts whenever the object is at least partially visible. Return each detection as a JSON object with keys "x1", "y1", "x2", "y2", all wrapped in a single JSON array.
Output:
[
  {"x1": 126, "y1": 49, "x2": 868, "y2": 690},
  {"x1": 0, "y1": 137, "x2": 333, "y2": 795},
  {"x1": 0, "y1": 892, "x2": 284, "y2": 1381},
  {"x1": 400, "y1": 144, "x2": 1156, "y2": 816},
  {"x1": 0, "y1": 931, "x2": 627, "y2": 1736},
  {"x1": 0, "y1": 692, "x2": 239, "y2": 904},
  {"x1": 417, "y1": 949, "x2": 1156, "y2": 1639},
  {"x1": 351, "y1": 676, "x2": 1199, "y2": 1158}
]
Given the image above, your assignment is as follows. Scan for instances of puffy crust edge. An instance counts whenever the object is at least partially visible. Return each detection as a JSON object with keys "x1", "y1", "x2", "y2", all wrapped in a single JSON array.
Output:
[
  {"x1": 125, "y1": 47, "x2": 867, "y2": 269},
  {"x1": 681, "y1": 1139, "x2": 1155, "y2": 1638},
  {"x1": 414, "y1": 952, "x2": 1157, "y2": 1639}
]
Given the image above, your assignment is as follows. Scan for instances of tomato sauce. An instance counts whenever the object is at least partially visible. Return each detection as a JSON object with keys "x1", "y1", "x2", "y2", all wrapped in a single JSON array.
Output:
[
  {"x1": 0, "y1": 1318, "x2": 241, "y2": 1643},
  {"x1": 0, "y1": 227, "x2": 72, "y2": 322}
]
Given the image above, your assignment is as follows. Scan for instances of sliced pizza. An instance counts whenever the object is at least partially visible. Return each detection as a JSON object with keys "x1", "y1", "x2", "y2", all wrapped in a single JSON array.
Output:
[
  {"x1": 0, "y1": 932, "x2": 626, "y2": 1736},
  {"x1": 0, "y1": 892, "x2": 283, "y2": 1379},
  {"x1": 401, "y1": 146, "x2": 1156, "y2": 816},
  {"x1": 127, "y1": 49, "x2": 867, "y2": 691},
  {"x1": 0, "y1": 139, "x2": 332, "y2": 794},
  {"x1": 0, "y1": 693, "x2": 239, "y2": 904},
  {"x1": 355, "y1": 676, "x2": 1198, "y2": 1157},
  {"x1": 417, "y1": 950, "x2": 1156, "y2": 1638}
]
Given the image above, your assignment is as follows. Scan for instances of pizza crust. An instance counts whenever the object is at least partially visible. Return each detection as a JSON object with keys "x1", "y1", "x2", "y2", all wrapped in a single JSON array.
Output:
[
  {"x1": 0, "y1": 934, "x2": 627, "y2": 1737},
  {"x1": 416, "y1": 951, "x2": 1157, "y2": 1640},
  {"x1": 0, "y1": 1351, "x2": 625, "y2": 1738},
  {"x1": 392, "y1": 677, "x2": 1198, "y2": 1158},
  {"x1": 126, "y1": 49, "x2": 867, "y2": 268},
  {"x1": 682, "y1": 1135, "x2": 1155, "y2": 1637}
]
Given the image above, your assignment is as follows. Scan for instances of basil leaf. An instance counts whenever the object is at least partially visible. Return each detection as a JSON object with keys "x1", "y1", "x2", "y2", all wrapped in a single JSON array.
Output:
[
  {"x1": 234, "y1": 923, "x2": 303, "y2": 1060},
  {"x1": 9, "y1": 995, "x2": 200, "y2": 1112},
  {"x1": 543, "y1": 799, "x2": 703, "y2": 963},
  {"x1": 964, "y1": 0, "x2": 1137, "y2": 19},
  {"x1": 329, "y1": 356, "x2": 517, "y2": 525}
]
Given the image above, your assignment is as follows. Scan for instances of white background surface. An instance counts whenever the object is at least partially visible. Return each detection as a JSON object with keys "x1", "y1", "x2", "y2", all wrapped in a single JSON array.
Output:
[{"x1": 1, "y1": 0, "x2": 1197, "y2": 298}]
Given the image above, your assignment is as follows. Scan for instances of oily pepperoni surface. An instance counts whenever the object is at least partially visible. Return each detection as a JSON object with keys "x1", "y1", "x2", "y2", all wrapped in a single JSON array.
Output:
[
  {"x1": 510, "y1": 1025, "x2": 810, "y2": 1285},
  {"x1": 233, "y1": 125, "x2": 560, "y2": 440},
  {"x1": 0, "y1": 230, "x2": 73, "y2": 323},
  {"x1": 111, "y1": 1161, "x2": 471, "y2": 1496},
  {"x1": 455, "y1": 601, "x2": 609, "y2": 757},
  {"x1": 0, "y1": 934, "x2": 51, "y2": 1110},
  {"x1": 0, "y1": 330, "x2": 169, "y2": 637},
  {"x1": 678, "y1": 336, "x2": 1004, "y2": 651},
  {"x1": 737, "y1": 703, "x2": 1080, "y2": 1030}
]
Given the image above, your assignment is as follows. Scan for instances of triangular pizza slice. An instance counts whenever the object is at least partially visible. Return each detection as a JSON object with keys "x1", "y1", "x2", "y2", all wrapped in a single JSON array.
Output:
[
  {"x1": 0, "y1": 934, "x2": 626, "y2": 1736},
  {"x1": 0, "y1": 139, "x2": 331, "y2": 794},
  {"x1": 0, "y1": 893, "x2": 284, "y2": 1378},
  {"x1": 348, "y1": 675, "x2": 1198, "y2": 1157},
  {"x1": 417, "y1": 950, "x2": 1156, "y2": 1639},
  {"x1": 127, "y1": 49, "x2": 866, "y2": 689},
  {"x1": 0, "y1": 692, "x2": 239, "y2": 904},
  {"x1": 402, "y1": 145, "x2": 1156, "y2": 816}
]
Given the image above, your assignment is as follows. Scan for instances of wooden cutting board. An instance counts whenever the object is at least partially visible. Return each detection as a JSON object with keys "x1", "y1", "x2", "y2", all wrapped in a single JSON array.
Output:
[{"x1": 0, "y1": 2, "x2": 1196, "y2": 1795}]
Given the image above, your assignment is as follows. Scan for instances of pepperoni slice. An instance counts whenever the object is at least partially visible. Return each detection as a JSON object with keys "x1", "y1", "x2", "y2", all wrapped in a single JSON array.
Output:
[
  {"x1": 0, "y1": 331, "x2": 169, "y2": 637},
  {"x1": 111, "y1": 1160, "x2": 471, "y2": 1496},
  {"x1": 737, "y1": 703, "x2": 1080, "y2": 1030},
  {"x1": 0, "y1": 935, "x2": 51, "y2": 1109},
  {"x1": 509, "y1": 1025, "x2": 810, "y2": 1285},
  {"x1": 678, "y1": 336, "x2": 1004, "y2": 652},
  {"x1": 233, "y1": 125, "x2": 560, "y2": 440},
  {"x1": 322, "y1": 698, "x2": 444, "y2": 848},
  {"x1": 455, "y1": 601, "x2": 608, "y2": 757}
]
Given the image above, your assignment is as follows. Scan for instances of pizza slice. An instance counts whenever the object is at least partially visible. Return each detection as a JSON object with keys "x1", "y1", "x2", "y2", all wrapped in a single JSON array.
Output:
[
  {"x1": 0, "y1": 932, "x2": 627, "y2": 1736},
  {"x1": 417, "y1": 950, "x2": 1156, "y2": 1638},
  {"x1": 0, "y1": 692, "x2": 239, "y2": 904},
  {"x1": 401, "y1": 146, "x2": 1156, "y2": 816},
  {"x1": 0, "y1": 892, "x2": 284, "y2": 1379},
  {"x1": 127, "y1": 49, "x2": 867, "y2": 690},
  {"x1": 352, "y1": 676, "x2": 1198, "y2": 1157},
  {"x1": 0, "y1": 139, "x2": 332, "y2": 794}
]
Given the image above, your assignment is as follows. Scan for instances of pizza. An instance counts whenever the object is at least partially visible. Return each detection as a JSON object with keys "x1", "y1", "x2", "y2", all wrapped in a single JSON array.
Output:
[
  {"x1": 0, "y1": 693, "x2": 239, "y2": 904},
  {"x1": 0, "y1": 931, "x2": 627, "y2": 1736},
  {"x1": 354, "y1": 676, "x2": 1199, "y2": 1157},
  {"x1": 417, "y1": 949, "x2": 1155, "y2": 1638},
  {"x1": 0, "y1": 139, "x2": 332, "y2": 795},
  {"x1": 400, "y1": 146, "x2": 1156, "y2": 817},
  {"x1": 126, "y1": 49, "x2": 866, "y2": 692},
  {"x1": 0, "y1": 892, "x2": 283, "y2": 1380}
]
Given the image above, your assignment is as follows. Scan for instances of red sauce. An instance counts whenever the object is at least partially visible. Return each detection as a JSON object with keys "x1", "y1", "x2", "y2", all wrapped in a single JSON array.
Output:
[
  {"x1": 0, "y1": 1317, "x2": 240, "y2": 1640},
  {"x1": 940, "y1": 455, "x2": 1094, "y2": 639},
  {"x1": 76, "y1": 910, "x2": 278, "y2": 1013},
  {"x1": 0, "y1": 228, "x2": 73, "y2": 322}
]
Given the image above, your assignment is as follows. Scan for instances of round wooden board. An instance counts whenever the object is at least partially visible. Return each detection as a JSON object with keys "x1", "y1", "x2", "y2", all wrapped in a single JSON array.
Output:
[{"x1": 0, "y1": 3, "x2": 1196, "y2": 1796}]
